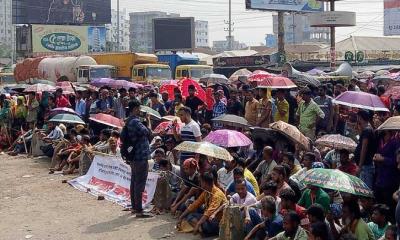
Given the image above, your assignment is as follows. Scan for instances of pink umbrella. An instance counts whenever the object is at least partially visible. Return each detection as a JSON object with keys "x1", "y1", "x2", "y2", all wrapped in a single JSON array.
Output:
[
  {"x1": 204, "y1": 129, "x2": 252, "y2": 147},
  {"x1": 248, "y1": 70, "x2": 276, "y2": 82},
  {"x1": 89, "y1": 113, "x2": 125, "y2": 129},
  {"x1": 50, "y1": 107, "x2": 78, "y2": 117},
  {"x1": 333, "y1": 91, "x2": 389, "y2": 112},
  {"x1": 257, "y1": 76, "x2": 297, "y2": 89},
  {"x1": 383, "y1": 86, "x2": 400, "y2": 99},
  {"x1": 109, "y1": 80, "x2": 143, "y2": 90},
  {"x1": 23, "y1": 83, "x2": 56, "y2": 93},
  {"x1": 153, "y1": 121, "x2": 185, "y2": 135},
  {"x1": 56, "y1": 82, "x2": 75, "y2": 94}
]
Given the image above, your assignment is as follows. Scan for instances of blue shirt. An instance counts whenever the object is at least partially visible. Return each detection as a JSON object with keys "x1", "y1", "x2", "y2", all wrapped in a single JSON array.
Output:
[
  {"x1": 212, "y1": 100, "x2": 226, "y2": 129},
  {"x1": 75, "y1": 98, "x2": 86, "y2": 116},
  {"x1": 264, "y1": 214, "x2": 283, "y2": 238},
  {"x1": 121, "y1": 116, "x2": 151, "y2": 162},
  {"x1": 227, "y1": 180, "x2": 256, "y2": 196}
]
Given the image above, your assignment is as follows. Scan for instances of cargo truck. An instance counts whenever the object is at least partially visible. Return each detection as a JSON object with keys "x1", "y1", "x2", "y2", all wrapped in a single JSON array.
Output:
[
  {"x1": 14, "y1": 56, "x2": 115, "y2": 83},
  {"x1": 157, "y1": 53, "x2": 213, "y2": 80},
  {"x1": 90, "y1": 52, "x2": 171, "y2": 84}
]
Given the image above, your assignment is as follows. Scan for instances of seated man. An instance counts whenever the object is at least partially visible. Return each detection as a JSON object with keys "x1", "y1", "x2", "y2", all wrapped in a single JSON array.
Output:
[
  {"x1": 61, "y1": 135, "x2": 91, "y2": 175},
  {"x1": 37, "y1": 122, "x2": 65, "y2": 157},
  {"x1": 226, "y1": 167, "x2": 256, "y2": 197},
  {"x1": 338, "y1": 149, "x2": 358, "y2": 176},
  {"x1": 91, "y1": 129, "x2": 112, "y2": 153},
  {"x1": 279, "y1": 189, "x2": 309, "y2": 228},
  {"x1": 50, "y1": 133, "x2": 81, "y2": 173},
  {"x1": 245, "y1": 196, "x2": 283, "y2": 240},
  {"x1": 8, "y1": 127, "x2": 33, "y2": 156},
  {"x1": 298, "y1": 185, "x2": 330, "y2": 213},
  {"x1": 170, "y1": 158, "x2": 201, "y2": 215},
  {"x1": 148, "y1": 148, "x2": 166, "y2": 172},
  {"x1": 178, "y1": 172, "x2": 227, "y2": 237},
  {"x1": 282, "y1": 152, "x2": 302, "y2": 177},
  {"x1": 271, "y1": 211, "x2": 308, "y2": 240},
  {"x1": 230, "y1": 179, "x2": 257, "y2": 206}
]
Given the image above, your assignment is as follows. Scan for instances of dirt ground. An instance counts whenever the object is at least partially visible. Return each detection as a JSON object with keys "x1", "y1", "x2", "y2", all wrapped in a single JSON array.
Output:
[{"x1": 0, "y1": 154, "x2": 206, "y2": 240}]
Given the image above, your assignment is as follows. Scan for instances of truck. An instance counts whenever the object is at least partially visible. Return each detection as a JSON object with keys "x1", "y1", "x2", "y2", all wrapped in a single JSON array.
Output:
[
  {"x1": 90, "y1": 52, "x2": 171, "y2": 84},
  {"x1": 14, "y1": 56, "x2": 115, "y2": 83},
  {"x1": 157, "y1": 53, "x2": 213, "y2": 80}
]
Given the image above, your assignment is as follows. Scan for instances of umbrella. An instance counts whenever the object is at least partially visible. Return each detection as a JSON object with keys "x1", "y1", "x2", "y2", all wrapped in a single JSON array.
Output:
[
  {"x1": 251, "y1": 127, "x2": 290, "y2": 145},
  {"x1": 248, "y1": 70, "x2": 276, "y2": 82},
  {"x1": 89, "y1": 113, "x2": 125, "y2": 129},
  {"x1": 333, "y1": 91, "x2": 389, "y2": 112},
  {"x1": 306, "y1": 68, "x2": 326, "y2": 76},
  {"x1": 382, "y1": 86, "x2": 400, "y2": 99},
  {"x1": 50, "y1": 107, "x2": 78, "y2": 117},
  {"x1": 229, "y1": 68, "x2": 252, "y2": 82},
  {"x1": 211, "y1": 114, "x2": 250, "y2": 128},
  {"x1": 375, "y1": 70, "x2": 390, "y2": 76},
  {"x1": 161, "y1": 115, "x2": 181, "y2": 122},
  {"x1": 300, "y1": 168, "x2": 373, "y2": 197},
  {"x1": 179, "y1": 78, "x2": 206, "y2": 103},
  {"x1": 49, "y1": 113, "x2": 85, "y2": 125},
  {"x1": 109, "y1": 80, "x2": 143, "y2": 90},
  {"x1": 160, "y1": 80, "x2": 179, "y2": 100},
  {"x1": 31, "y1": 79, "x2": 56, "y2": 86},
  {"x1": 90, "y1": 78, "x2": 114, "y2": 88},
  {"x1": 377, "y1": 116, "x2": 400, "y2": 131},
  {"x1": 56, "y1": 81, "x2": 75, "y2": 94},
  {"x1": 204, "y1": 129, "x2": 252, "y2": 147},
  {"x1": 140, "y1": 105, "x2": 161, "y2": 119},
  {"x1": 269, "y1": 121, "x2": 310, "y2": 150},
  {"x1": 153, "y1": 121, "x2": 185, "y2": 134},
  {"x1": 358, "y1": 70, "x2": 374, "y2": 79},
  {"x1": 199, "y1": 74, "x2": 229, "y2": 86},
  {"x1": 174, "y1": 141, "x2": 233, "y2": 161},
  {"x1": 256, "y1": 76, "x2": 297, "y2": 89},
  {"x1": 315, "y1": 134, "x2": 357, "y2": 151},
  {"x1": 24, "y1": 83, "x2": 56, "y2": 93}
]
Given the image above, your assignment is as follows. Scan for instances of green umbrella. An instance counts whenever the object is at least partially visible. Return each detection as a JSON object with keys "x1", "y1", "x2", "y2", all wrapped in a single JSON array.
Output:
[
  {"x1": 300, "y1": 168, "x2": 373, "y2": 197},
  {"x1": 49, "y1": 113, "x2": 85, "y2": 125},
  {"x1": 140, "y1": 105, "x2": 161, "y2": 119}
]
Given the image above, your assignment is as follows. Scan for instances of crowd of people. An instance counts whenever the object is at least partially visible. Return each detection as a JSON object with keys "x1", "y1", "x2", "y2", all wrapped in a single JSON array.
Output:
[{"x1": 3, "y1": 74, "x2": 400, "y2": 240}]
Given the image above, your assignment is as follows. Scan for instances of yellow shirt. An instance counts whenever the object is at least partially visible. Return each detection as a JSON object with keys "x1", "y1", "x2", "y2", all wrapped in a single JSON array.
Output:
[
  {"x1": 274, "y1": 98, "x2": 289, "y2": 123},
  {"x1": 244, "y1": 168, "x2": 260, "y2": 196},
  {"x1": 245, "y1": 98, "x2": 259, "y2": 126},
  {"x1": 187, "y1": 185, "x2": 227, "y2": 221}
]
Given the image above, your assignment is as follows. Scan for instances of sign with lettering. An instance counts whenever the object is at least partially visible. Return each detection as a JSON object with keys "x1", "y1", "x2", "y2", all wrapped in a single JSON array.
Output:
[{"x1": 213, "y1": 55, "x2": 272, "y2": 68}]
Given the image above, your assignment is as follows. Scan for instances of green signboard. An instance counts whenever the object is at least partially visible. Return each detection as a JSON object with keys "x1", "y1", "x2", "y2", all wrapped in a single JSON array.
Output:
[{"x1": 344, "y1": 51, "x2": 354, "y2": 62}]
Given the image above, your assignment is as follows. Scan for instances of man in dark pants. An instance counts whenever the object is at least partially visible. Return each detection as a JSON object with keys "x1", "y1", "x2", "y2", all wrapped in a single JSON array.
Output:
[{"x1": 121, "y1": 99, "x2": 152, "y2": 218}]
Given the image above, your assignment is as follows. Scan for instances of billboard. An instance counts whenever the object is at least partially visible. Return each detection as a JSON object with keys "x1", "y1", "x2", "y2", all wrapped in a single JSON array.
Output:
[
  {"x1": 13, "y1": 0, "x2": 111, "y2": 25},
  {"x1": 245, "y1": 0, "x2": 323, "y2": 12},
  {"x1": 384, "y1": 0, "x2": 400, "y2": 36},
  {"x1": 31, "y1": 25, "x2": 106, "y2": 54},
  {"x1": 153, "y1": 17, "x2": 195, "y2": 52}
]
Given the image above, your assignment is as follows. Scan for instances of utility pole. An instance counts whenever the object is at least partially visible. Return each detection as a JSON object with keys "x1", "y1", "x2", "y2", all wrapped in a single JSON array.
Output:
[
  {"x1": 116, "y1": 0, "x2": 120, "y2": 52},
  {"x1": 330, "y1": 0, "x2": 335, "y2": 70},
  {"x1": 277, "y1": 11, "x2": 285, "y2": 64},
  {"x1": 224, "y1": 0, "x2": 233, "y2": 51}
]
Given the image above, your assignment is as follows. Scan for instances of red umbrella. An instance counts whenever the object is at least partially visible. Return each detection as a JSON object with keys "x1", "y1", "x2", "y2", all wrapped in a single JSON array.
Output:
[
  {"x1": 89, "y1": 113, "x2": 125, "y2": 129},
  {"x1": 248, "y1": 70, "x2": 276, "y2": 82},
  {"x1": 153, "y1": 121, "x2": 185, "y2": 135},
  {"x1": 179, "y1": 78, "x2": 206, "y2": 102},
  {"x1": 160, "y1": 80, "x2": 179, "y2": 100},
  {"x1": 257, "y1": 76, "x2": 297, "y2": 89}
]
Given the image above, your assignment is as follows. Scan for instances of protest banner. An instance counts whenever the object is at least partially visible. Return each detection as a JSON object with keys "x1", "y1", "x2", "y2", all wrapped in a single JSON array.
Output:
[{"x1": 69, "y1": 155, "x2": 159, "y2": 208}]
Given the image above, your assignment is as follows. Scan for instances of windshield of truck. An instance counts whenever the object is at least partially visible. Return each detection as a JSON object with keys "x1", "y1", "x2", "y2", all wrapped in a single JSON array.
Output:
[
  {"x1": 1, "y1": 75, "x2": 16, "y2": 84},
  {"x1": 90, "y1": 68, "x2": 113, "y2": 79},
  {"x1": 146, "y1": 67, "x2": 171, "y2": 80},
  {"x1": 190, "y1": 68, "x2": 213, "y2": 79}
]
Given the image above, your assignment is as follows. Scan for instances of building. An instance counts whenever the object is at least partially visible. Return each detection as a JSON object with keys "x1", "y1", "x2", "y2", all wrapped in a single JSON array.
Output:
[
  {"x1": 212, "y1": 36, "x2": 247, "y2": 53},
  {"x1": 272, "y1": 13, "x2": 330, "y2": 45},
  {"x1": 129, "y1": 11, "x2": 180, "y2": 53},
  {"x1": 106, "y1": 8, "x2": 130, "y2": 52},
  {"x1": 0, "y1": 0, "x2": 13, "y2": 49},
  {"x1": 195, "y1": 20, "x2": 209, "y2": 48}
]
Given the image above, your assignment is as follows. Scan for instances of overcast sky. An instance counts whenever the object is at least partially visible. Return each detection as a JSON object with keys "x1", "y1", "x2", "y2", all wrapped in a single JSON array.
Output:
[{"x1": 114, "y1": 0, "x2": 384, "y2": 46}]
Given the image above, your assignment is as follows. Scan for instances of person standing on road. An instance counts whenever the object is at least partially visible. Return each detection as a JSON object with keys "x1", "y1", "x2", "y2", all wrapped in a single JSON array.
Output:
[{"x1": 121, "y1": 99, "x2": 152, "y2": 218}]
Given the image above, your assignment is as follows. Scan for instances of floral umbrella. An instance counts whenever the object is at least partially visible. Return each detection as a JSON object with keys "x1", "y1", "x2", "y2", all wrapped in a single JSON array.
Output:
[
  {"x1": 153, "y1": 121, "x2": 185, "y2": 135},
  {"x1": 382, "y1": 86, "x2": 400, "y2": 99},
  {"x1": 300, "y1": 168, "x2": 373, "y2": 197},
  {"x1": 174, "y1": 141, "x2": 233, "y2": 161},
  {"x1": 204, "y1": 129, "x2": 252, "y2": 148},
  {"x1": 315, "y1": 134, "x2": 357, "y2": 151}
]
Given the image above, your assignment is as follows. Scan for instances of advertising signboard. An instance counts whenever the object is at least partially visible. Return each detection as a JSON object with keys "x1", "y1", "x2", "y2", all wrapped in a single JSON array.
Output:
[
  {"x1": 384, "y1": 0, "x2": 400, "y2": 36},
  {"x1": 13, "y1": 0, "x2": 111, "y2": 25},
  {"x1": 32, "y1": 25, "x2": 106, "y2": 54},
  {"x1": 245, "y1": 0, "x2": 323, "y2": 12},
  {"x1": 153, "y1": 17, "x2": 195, "y2": 52}
]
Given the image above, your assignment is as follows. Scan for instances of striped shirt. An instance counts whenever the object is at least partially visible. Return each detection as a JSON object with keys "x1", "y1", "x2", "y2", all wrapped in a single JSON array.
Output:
[{"x1": 179, "y1": 120, "x2": 201, "y2": 163}]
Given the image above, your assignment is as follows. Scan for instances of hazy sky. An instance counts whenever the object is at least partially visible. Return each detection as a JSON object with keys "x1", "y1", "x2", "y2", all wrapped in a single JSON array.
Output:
[{"x1": 114, "y1": 0, "x2": 384, "y2": 46}]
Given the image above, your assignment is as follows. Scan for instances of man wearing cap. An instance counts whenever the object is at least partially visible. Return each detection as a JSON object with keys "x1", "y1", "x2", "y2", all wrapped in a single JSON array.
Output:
[{"x1": 121, "y1": 99, "x2": 152, "y2": 218}]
